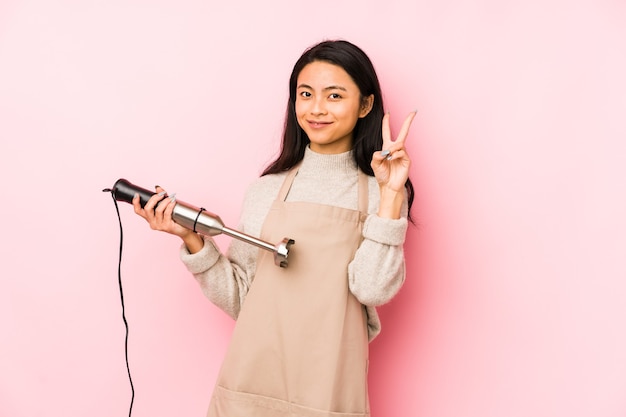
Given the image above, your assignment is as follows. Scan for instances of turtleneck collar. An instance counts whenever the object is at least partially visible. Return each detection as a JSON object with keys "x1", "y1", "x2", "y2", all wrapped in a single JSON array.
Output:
[{"x1": 299, "y1": 146, "x2": 357, "y2": 177}]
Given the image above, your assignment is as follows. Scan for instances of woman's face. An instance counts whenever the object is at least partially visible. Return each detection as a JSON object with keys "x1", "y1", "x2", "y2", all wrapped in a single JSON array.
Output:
[{"x1": 295, "y1": 61, "x2": 373, "y2": 154}]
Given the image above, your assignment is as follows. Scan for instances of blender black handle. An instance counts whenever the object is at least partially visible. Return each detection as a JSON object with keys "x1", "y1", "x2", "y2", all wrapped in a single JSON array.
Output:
[{"x1": 111, "y1": 178, "x2": 157, "y2": 208}]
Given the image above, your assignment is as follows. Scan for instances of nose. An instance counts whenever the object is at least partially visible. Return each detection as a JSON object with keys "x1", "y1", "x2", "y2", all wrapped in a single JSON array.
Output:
[{"x1": 310, "y1": 97, "x2": 327, "y2": 115}]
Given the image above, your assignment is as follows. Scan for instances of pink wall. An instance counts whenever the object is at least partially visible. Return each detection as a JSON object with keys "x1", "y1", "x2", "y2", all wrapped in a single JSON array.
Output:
[{"x1": 1, "y1": 1, "x2": 625, "y2": 416}]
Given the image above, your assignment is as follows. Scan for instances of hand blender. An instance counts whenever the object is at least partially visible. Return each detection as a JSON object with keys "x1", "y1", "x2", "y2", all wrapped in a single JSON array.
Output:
[{"x1": 109, "y1": 179, "x2": 294, "y2": 268}]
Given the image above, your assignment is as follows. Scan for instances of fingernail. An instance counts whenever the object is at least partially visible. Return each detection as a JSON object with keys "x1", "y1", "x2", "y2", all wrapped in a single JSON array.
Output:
[
  {"x1": 157, "y1": 191, "x2": 166, "y2": 197},
  {"x1": 170, "y1": 193, "x2": 177, "y2": 202},
  {"x1": 133, "y1": 193, "x2": 139, "y2": 199},
  {"x1": 381, "y1": 149, "x2": 390, "y2": 157},
  {"x1": 155, "y1": 185, "x2": 160, "y2": 189}
]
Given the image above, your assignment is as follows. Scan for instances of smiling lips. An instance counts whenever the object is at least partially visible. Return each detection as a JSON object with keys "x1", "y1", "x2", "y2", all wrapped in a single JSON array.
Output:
[{"x1": 307, "y1": 120, "x2": 332, "y2": 128}]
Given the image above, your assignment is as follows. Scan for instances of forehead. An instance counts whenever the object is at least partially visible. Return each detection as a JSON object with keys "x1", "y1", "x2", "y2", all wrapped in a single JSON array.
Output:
[{"x1": 297, "y1": 61, "x2": 358, "y2": 90}]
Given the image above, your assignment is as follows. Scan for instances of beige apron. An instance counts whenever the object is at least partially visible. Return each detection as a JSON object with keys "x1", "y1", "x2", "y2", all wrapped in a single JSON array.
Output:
[{"x1": 207, "y1": 167, "x2": 371, "y2": 417}]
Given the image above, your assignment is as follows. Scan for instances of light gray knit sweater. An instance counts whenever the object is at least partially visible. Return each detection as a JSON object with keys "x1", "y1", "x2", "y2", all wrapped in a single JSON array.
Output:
[{"x1": 180, "y1": 147, "x2": 408, "y2": 341}]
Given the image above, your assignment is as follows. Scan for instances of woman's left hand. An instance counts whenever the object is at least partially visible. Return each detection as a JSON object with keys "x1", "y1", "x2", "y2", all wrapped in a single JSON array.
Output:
[{"x1": 371, "y1": 111, "x2": 417, "y2": 191}]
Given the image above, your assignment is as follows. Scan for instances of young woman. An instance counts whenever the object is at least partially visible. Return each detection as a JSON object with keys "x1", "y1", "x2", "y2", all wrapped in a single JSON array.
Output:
[{"x1": 134, "y1": 39, "x2": 416, "y2": 417}]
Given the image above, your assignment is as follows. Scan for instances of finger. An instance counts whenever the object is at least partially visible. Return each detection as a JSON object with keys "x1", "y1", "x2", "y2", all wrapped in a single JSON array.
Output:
[
  {"x1": 387, "y1": 149, "x2": 410, "y2": 163},
  {"x1": 394, "y1": 110, "x2": 417, "y2": 147},
  {"x1": 144, "y1": 190, "x2": 167, "y2": 219},
  {"x1": 380, "y1": 145, "x2": 406, "y2": 161},
  {"x1": 156, "y1": 193, "x2": 179, "y2": 228},
  {"x1": 153, "y1": 198, "x2": 171, "y2": 228},
  {"x1": 163, "y1": 194, "x2": 177, "y2": 223},
  {"x1": 372, "y1": 149, "x2": 390, "y2": 162},
  {"x1": 156, "y1": 193, "x2": 176, "y2": 215},
  {"x1": 150, "y1": 186, "x2": 167, "y2": 217}
]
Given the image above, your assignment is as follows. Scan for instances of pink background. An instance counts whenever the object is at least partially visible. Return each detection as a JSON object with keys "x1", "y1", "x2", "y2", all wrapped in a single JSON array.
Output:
[{"x1": 1, "y1": 0, "x2": 625, "y2": 416}]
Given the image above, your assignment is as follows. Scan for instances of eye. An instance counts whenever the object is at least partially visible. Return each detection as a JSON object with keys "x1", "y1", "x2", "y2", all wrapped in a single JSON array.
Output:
[
  {"x1": 299, "y1": 91, "x2": 312, "y2": 98},
  {"x1": 329, "y1": 93, "x2": 342, "y2": 100}
]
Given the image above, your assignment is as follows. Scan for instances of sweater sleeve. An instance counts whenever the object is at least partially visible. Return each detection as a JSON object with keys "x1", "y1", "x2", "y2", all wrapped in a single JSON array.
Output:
[
  {"x1": 347, "y1": 184, "x2": 409, "y2": 307},
  {"x1": 179, "y1": 235, "x2": 257, "y2": 319},
  {"x1": 178, "y1": 176, "x2": 278, "y2": 319}
]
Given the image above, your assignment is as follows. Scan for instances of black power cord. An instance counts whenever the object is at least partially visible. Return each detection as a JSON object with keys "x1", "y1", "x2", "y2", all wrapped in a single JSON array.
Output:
[{"x1": 103, "y1": 187, "x2": 135, "y2": 417}]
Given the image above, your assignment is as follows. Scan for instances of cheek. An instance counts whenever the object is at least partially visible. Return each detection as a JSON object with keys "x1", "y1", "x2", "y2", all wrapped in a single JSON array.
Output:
[
  {"x1": 340, "y1": 100, "x2": 362, "y2": 116},
  {"x1": 338, "y1": 104, "x2": 361, "y2": 124},
  {"x1": 294, "y1": 100, "x2": 308, "y2": 119},
  {"x1": 294, "y1": 102, "x2": 307, "y2": 129}
]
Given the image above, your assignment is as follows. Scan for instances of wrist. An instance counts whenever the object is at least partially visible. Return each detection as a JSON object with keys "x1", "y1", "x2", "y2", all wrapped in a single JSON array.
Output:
[
  {"x1": 377, "y1": 187, "x2": 404, "y2": 219},
  {"x1": 181, "y1": 231, "x2": 204, "y2": 254}
]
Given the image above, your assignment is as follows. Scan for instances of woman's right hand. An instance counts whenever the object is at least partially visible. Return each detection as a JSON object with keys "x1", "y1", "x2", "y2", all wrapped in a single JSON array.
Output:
[
  {"x1": 132, "y1": 186, "x2": 191, "y2": 238},
  {"x1": 132, "y1": 186, "x2": 206, "y2": 254}
]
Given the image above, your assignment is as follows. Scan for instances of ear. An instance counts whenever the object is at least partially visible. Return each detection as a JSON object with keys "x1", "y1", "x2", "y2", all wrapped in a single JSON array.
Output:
[{"x1": 359, "y1": 94, "x2": 374, "y2": 118}]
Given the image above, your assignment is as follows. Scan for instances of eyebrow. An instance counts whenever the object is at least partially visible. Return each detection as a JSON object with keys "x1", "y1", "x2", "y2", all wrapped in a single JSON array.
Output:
[{"x1": 297, "y1": 83, "x2": 348, "y2": 92}]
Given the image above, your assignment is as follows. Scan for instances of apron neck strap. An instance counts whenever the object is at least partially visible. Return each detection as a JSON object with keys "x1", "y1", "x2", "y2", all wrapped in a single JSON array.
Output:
[{"x1": 277, "y1": 165, "x2": 300, "y2": 202}]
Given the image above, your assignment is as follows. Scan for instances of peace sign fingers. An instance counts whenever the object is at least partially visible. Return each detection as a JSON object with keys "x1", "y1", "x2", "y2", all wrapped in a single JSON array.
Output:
[
  {"x1": 381, "y1": 110, "x2": 417, "y2": 160},
  {"x1": 372, "y1": 110, "x2": 418, "y2": 193}
]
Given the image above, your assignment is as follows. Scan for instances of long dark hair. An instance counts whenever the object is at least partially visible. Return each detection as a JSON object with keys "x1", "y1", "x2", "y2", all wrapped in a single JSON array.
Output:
[{"x1": 262, "y1": 40, "x2": 414, "y2": 218}]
